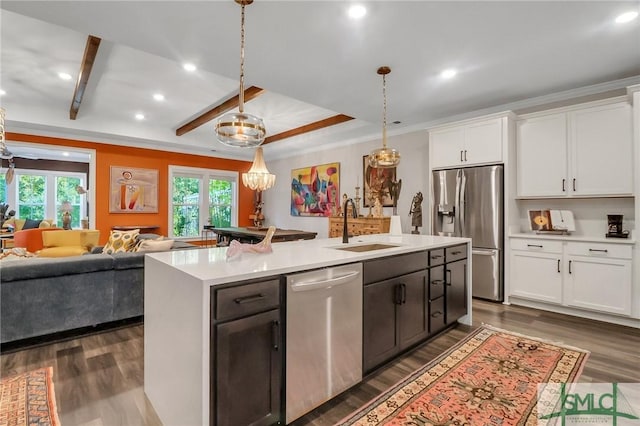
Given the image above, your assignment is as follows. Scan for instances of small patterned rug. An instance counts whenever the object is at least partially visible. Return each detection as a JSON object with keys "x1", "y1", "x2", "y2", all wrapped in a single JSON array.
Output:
[
  {"x1": 337, "y1": 324, "x2": 589, "y2": 426},
  {"x1": 0, "y1": 366, "x2": 61, "y2": 426}
]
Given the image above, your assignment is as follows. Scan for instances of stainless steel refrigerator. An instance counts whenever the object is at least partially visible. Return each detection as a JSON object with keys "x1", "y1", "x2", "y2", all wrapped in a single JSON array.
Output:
[{"x1": 432, "y1": 165, "x2": 503, "y2": 301}]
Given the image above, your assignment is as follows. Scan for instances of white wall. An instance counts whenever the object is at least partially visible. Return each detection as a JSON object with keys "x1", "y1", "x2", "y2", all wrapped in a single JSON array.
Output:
[{"x1": 261, "y1": 130, "x2": 430, "y2": 238}]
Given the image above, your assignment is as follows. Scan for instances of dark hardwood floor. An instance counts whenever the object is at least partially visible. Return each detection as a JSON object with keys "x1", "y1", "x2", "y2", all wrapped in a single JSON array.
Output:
[{"x1": 1, "y1": 299, "x2": 639, "y2": 426}]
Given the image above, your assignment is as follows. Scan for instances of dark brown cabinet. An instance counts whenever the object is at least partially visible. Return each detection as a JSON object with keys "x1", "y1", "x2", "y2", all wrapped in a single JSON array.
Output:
[
  {"x1": 211, "y1": 279, "x2": 283, "y2": 426},
  {"x1": 363, "y1": 252, "x2": 428, "y2": 373},
  {"x1": 445, "y1": 245, "x2": 468, "y2": 325}
]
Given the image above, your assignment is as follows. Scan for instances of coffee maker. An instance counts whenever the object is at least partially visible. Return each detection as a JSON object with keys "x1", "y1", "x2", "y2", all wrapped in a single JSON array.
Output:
[{"x1": 606, "y1": 214, "x2": 629, "y2": 238}]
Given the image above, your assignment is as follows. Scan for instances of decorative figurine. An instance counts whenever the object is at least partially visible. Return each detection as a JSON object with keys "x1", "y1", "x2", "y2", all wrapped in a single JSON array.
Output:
[
  {"x1": 226, "y1": 226, "x2": 276, "y2": 260},
  {"x1": 373, "y1": 198, "x2": 383, "y2": 218},
  {"x1": 409, "y1": 192, "x2": 423, "y2": 234}
]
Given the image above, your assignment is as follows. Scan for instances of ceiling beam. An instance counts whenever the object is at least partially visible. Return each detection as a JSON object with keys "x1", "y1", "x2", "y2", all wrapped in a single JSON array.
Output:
[
  {"x1": 176, "y1": 86, "x2": 265, "y2": 136},
  {"x1": 70, "y1": 35, "x2": 101, "y2": 120},
  {"x1": 262, "y1": 114, "x2": 355, "y2": 145}
]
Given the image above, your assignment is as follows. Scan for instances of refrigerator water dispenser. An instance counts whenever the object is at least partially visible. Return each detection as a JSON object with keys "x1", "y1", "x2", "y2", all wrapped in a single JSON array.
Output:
[{"x1": 437, "y1": 204, "x2": 456, "y2": 234}]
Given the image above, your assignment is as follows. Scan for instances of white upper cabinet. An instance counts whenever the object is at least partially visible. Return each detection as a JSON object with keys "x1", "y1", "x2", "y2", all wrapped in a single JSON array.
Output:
[
  {"x1": 570, "y1": 103, "x2": 633, "y2": 196},
  {"x1": 516, "y1": 100, "x2": 633, "y2": 198},
  {"x1": 430, "y1": 115, "x2": 507, "y2": 169}
]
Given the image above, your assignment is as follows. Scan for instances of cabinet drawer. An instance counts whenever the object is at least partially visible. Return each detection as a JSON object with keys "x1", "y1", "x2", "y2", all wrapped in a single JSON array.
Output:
[
  {"x1": 445, "y1": 245, "x2": 467, "y2": 263},
  {"x1": 510, "y1": 238, "x2": 562, "y2": 254},
  {"x1": 215, "y1": 279, "x2": 280, "y2": 320},
  {"x1": 428, "y1": 297, "x2": 446, "y2": 334},
  {"x1": 565, "y1": 242, "x2": 632, "y2": 259},
  {"x1": 428, "y1": 249, "x2": 445, "y2": 266},
  {"x1": 364, "y1": 251, "x2": 428, "y2": 284},
  {"x1": 429, "y1": 266, "x2": 445, "y2": 300}
]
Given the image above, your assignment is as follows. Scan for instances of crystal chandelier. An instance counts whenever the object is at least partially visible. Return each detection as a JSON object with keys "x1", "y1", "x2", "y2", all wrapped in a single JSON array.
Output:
[
  {"x1": 242, "y1": 147, "x2": 275, "y2": 191},
  {"x1": 215, "y1": 0, "x2": 266, "y2": 148},
  {"x1": 368, "y1": 66, "x2": 400, "y2": 168}
]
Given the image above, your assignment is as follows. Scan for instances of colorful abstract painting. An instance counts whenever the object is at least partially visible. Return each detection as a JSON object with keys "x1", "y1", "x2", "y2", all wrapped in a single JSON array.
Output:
[
  {"x1": 291, "y1": 163, "x2": 340, "y2": 217},
  {"x1": 109, "y1": 166, "x2": 158, "y2": 213}
]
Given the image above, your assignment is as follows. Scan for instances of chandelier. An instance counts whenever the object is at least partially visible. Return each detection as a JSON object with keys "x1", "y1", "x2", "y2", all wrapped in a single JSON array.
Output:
[
  {"x1": 215, "y1": 0, "x2": 266, "y2": 148},
  {"x1": 368, "y1": 66, "x2": 400, "y2": 168},
  {"x1": 0, "y1": 107, "x2": 13, "y2": 160},
  {"x1": 242, "y1": 147, "x2": 275, "y2": 191}
]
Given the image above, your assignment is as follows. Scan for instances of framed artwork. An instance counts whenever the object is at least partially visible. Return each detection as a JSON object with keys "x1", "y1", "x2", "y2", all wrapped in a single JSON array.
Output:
[
  {"x1": 109, "y1": 166, "x2": 158, "y2": 213},
  {"x1": 528, "y1": 209, "x2": 552, "y2": 231},
  {"x1": 291, "y1": 162, "x2": 340, "y2": 217},
  {"x1": 362, "y1": 155, "x2": 396, "y2": 207}
]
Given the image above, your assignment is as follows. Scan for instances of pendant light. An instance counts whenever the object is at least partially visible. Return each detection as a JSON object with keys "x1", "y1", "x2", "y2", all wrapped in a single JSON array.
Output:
[
  {"x1": 215, "y1": 0, "x2": 266, "y2": 148},
  {"x1": 0, "y1": 107, "x2": 13, "y2": 160},
  {"x1": 368, "y1": 66, "x2": 400, "y2": 168},
  {"x1": 242, "y1": 147, "x2": 275, "y2": 191}
]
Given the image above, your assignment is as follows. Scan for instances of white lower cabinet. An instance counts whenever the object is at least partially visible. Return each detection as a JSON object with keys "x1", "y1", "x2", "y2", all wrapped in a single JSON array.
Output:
[{"x1": 510, "y1": 238, "x2": 632, "y2": 316}]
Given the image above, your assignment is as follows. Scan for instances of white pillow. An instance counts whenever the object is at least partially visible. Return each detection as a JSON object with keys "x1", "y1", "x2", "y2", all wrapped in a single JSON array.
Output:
[{"x1": 135, "y1": 238, "x2": 174, "y2": 252}]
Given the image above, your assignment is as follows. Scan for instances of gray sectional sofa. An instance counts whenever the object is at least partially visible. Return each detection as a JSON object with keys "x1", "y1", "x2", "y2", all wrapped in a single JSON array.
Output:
[{"x1": 0, "y1": 238, "x2": 197, "y2": 346}]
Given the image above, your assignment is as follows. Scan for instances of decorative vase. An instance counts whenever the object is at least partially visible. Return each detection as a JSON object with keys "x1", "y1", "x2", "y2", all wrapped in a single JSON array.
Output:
[
  {"x1": 62, "y1": 212, "x2": 72, "y2": 230},
  {"x1": 389, "y1": 215, "x2": 402, "y2": 236}
]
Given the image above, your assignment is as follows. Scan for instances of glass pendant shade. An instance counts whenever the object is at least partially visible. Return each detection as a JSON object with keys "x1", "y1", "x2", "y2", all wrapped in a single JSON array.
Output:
[
  {"x1": 216, "y1": 112, "x2": 265, "y2": 148},
  {"x1": 368, "y1": 66, "x2": 400, "y2": 169},
  {"x1": 0, "y1": 107, "x2": 12, "y2": 160},
  {"x1": 242, "y1": 147, "x2": 276, "y2": 191}
]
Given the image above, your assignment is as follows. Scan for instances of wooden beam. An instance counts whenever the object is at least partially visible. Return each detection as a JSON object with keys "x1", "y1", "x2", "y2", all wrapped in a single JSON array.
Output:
[
  {"x1": 176, "y1": 86, "x2": 265, "y2": 136},
  {"x1": 70, "y1": 35, "x2": 101, "y2": 120},
  {"x1": 262, "y1": 114, "x2": 354, "y2": 145}
]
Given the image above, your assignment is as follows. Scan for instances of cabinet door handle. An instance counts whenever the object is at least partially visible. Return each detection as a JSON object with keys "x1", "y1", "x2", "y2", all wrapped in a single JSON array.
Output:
[
  {"x1": 464, "y1": 150, "x2": 468, "y2": 162},
  {"x1": 401, "y1": 283, "x2": 407, "y2": 304},
  {"x1": 394, "y1": 284, "x2": 403, "y2": 305},
  {"x1": 562, "y1": 179, "x2": 566, "y2": 192},
  {"x1": 431, "y1": 311, "x2": 443, "y2": 318},
  {"x1": 234, "y1": 294, "x2": 265, "y2": 304},
  {"x1": 569, "y1": 260, "x2": 572, "y2": 274},
  {"x1": 446, "y1": 269, "x2": 452, "y2": 286},
  {"x1": 573, "y1": 178, "x2": 576, "y2": 192},
  {"x1": 271, "y1": 320, "x2": 280, "y2": 351},
  {"x1": 527, "y1": 244, "x2": 543, "y2": 248},
  {"x1": 460, "y1": 150, "x2": 463, "y2": 162},
  {"x1": 451, "y1": 250, "x2": 462, "y2": 255},
  {"x1": 589, "y1": 248, "x2": 608, "y2": 253},
  {"x1": 431, "y1": 254, "x2": 442, "y2": 259},
  {"x1": 431, "y1": 279, "x2": 444, "y2": 285},
  {"x1": 557, "y1": 259, "x2": 560, "y2": 273}
]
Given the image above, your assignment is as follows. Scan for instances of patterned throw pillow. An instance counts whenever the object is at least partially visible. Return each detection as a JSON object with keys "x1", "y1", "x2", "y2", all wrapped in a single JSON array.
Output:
[{"x1": 102, "y1": 229, "x2": 140, "y2": 254}]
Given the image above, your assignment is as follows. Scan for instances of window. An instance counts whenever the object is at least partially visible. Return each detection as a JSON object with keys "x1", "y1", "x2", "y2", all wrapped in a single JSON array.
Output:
[
  {"x1": 169, "y1": 166, "x2": 238, "y2": 238},
  {"x1": 5, "y1": 169, "x2": 87, "y2": 228}
]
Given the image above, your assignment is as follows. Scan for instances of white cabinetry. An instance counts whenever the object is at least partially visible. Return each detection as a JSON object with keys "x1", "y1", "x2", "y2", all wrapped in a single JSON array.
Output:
[
  {"x1": 430, "y1": 115, "x2": 508, "y2": 169},
  {"x1": 516, "y1": 100, "x2": 633, "y2": 198},
  {"x1": 509, "y1": 237, "x2": 633, "y2": 316},
  {"x1": 510, "y1": 239, "x2": 562, "y2": 304}
]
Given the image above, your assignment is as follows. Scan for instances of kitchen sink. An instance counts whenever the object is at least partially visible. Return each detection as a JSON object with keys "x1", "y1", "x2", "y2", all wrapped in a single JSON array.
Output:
[{"x1": 333, "y1": 243, "x2": 401, "y2": 252}]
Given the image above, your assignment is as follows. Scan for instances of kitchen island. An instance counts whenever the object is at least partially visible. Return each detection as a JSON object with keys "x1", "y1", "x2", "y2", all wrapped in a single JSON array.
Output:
[{"x1": 144, "y1": 233, "x2": 471, "y2": 426}]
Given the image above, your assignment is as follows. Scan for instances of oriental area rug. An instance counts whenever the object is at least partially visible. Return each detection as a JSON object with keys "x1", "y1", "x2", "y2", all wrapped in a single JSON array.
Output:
[
  {"x1": 337, "y1": 325, "x2": 589, "y2": 426},
  {"x1": 0, "y1": 366, "x2": 61, "y2": 426}
]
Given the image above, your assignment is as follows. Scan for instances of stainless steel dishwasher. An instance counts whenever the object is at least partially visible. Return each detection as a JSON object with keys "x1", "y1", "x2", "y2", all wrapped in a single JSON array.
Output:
[{"x1": 285, "y1": 263, "x2": 363, "y2": 424}]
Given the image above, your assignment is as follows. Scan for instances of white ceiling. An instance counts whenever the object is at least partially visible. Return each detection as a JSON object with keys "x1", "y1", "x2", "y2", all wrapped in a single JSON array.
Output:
[{"x1": 1, "y1": 1, "x2": 639, "y2": 162}]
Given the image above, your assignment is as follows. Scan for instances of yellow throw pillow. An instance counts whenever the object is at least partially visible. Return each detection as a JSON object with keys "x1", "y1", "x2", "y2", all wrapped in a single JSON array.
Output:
[{"x1": 103, "y1": 229, "x2": 140, "y2": 254}]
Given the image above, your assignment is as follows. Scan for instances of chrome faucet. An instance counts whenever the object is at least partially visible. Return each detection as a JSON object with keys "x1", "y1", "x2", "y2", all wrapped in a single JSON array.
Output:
[{"x1": 342, "y1": 198, "x2": 357, "y2": 243}]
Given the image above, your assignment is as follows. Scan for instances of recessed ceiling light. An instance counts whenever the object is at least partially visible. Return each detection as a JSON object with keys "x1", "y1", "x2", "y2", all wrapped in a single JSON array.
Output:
[
  {"x1": 183, "y1": 63, "x2": 197, "y2": 72},
  {"x1": 348, "y1": 4, "x2": 367, "y2": 19},
  {"x1": 615, "y1": 11, "x2": 638, "y2": 24},
  {"x1": 440, "y1": 69, "x2": 457, "y2": 79},
  {"x1": 58, "y1": 72, "x2": 72, "y2": 81},
  {"x1": 135, "y1": 113, "x2": 145, "y2": 120},
  {"x1": 153, "y1": 93, "x2": 165, "y2": 101},
  {"x1": 62, "y1": 152, "x2": 70, "y2": 157},
  {"x1": 0, "y1": 89, "x2": 5, "y2": 96}
]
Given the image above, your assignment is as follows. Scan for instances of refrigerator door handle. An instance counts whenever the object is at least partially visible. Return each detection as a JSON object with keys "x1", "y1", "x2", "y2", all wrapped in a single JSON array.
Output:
[
  {"x1": 454, "y1": 170, "x2": 462, "y2": 237},
  {"x1": 459, "y1": 170, "x2": 467, "y2": 237}
]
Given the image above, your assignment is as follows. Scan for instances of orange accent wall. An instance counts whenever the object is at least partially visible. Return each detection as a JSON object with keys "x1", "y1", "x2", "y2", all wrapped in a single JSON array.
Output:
[{"x1": 8, "y1": 132, "x2": 255, "y2": 244}]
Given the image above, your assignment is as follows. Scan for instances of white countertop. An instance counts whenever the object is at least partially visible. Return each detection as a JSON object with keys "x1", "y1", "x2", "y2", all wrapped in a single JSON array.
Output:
[
  {"x1": 509, "y1": 232, "x2": 636, "y2": 245},
  {"x1": 146, "y1": 233, "x2": 471, "y2": 286}
]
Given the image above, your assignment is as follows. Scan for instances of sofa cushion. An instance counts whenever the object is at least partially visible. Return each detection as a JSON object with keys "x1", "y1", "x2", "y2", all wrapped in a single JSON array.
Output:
[
  {"x1": 103, "y1": 229, "x2": 139, "y2": 254},
  {"x1": 38, "y1": 246, "x2": 89, "y2": 257},
  {"x1": 0, "y1": 255, "x2": 114, "y2": 282},
  {"x1": 135, "y1": 238, "x2": 174, "y2": 252}
]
